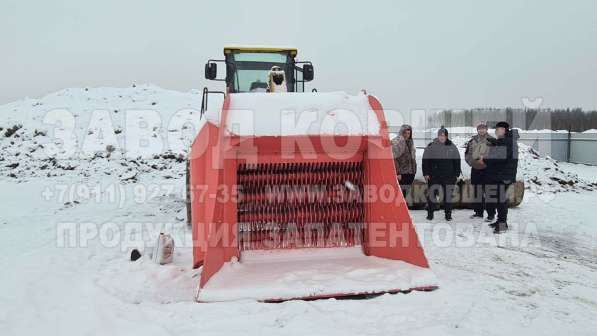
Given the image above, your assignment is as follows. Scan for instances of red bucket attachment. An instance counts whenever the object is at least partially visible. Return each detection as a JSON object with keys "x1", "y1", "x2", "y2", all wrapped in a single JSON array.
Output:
[{"x1": 189, "y1": 93, "x2": 437, "y2": 302}]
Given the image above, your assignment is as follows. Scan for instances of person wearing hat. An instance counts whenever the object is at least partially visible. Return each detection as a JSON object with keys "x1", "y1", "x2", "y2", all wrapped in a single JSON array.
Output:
[
  {"x1": 422, "y1": 127, "x2": 462, "y2": 221},
  {"x1": 480, "y1": 121, "x2": 519, "y2": 233},
  {"x1": 391, "y1": 124, "x2": 417, "y2": 199},
  {"x1": 465, "y1": 121, "x2": 496, "y2": 221}
]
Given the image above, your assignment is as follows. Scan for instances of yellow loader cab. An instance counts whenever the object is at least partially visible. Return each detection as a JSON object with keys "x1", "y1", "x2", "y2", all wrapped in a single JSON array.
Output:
[{"x1": 204, "y1": 45, "x2": 314, "y2": 94}]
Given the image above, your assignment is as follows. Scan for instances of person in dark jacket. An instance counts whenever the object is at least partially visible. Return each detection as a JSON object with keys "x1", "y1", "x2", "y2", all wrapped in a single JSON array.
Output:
[
  {"x1": 465, "y1": 121, "x2": 496, "y2": 221},
  {"x1": 481, "y1": 121, "x2": 519, "y2": 234},
  {"x1": 422, "y1": 127, "x2": 461, "y2": 221}
]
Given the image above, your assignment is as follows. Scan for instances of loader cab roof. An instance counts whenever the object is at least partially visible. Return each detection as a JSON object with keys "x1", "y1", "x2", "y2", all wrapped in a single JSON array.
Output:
[{"x1": 223, "y1": 45, "x2": 298, "y2": 56}]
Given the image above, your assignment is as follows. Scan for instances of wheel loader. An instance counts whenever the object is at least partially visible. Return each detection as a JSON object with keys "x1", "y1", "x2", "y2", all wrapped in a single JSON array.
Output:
[{"x1": 188, "y1": 45, "x2": 437, "y2": 302}]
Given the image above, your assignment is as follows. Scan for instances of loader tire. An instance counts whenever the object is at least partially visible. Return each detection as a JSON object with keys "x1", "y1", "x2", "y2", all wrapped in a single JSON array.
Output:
[
  {"x1": 407, "y1": 179, "x2": 525, "y2": 209},
  {"x1": 186, "y1": 159, "x2": 192, "y2": 228}
]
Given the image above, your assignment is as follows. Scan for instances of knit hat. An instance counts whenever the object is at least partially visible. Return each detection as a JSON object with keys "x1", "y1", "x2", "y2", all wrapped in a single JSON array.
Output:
[
  {"x1": 476, "y1": 121, "x2": 488, "y2": 130},
  {"x1": 437, "y1": 126, "x2": 448, "y2": 137},
  {"x1": 401, "y1": 124, "x2": 412, "y2": 131},
  {"x1": 495, "y1": 121, "x2": 510, "y2": 129}
]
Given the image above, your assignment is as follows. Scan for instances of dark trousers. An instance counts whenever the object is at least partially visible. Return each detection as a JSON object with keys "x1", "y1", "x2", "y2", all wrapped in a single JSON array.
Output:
[
  {"x1": 399, "y1": 174, "x2": 415, "y2": 199},
  {"x1": 486, "y1": 181, "x2": 511, "y2": 223},
  {"x1": 427, "y1": 178, "x2": 457, "y2": 215},
  {"x1": 470, "y1": 169, "x2": 496, "y2": 217}
]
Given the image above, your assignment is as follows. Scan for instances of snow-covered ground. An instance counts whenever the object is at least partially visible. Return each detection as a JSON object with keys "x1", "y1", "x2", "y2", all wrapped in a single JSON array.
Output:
[{"x1": 1, "y1": 86, "x2": 597, "y2": 335}]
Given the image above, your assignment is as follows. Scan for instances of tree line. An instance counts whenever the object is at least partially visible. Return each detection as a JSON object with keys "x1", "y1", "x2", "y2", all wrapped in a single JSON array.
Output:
[{"x1": 427, "y1": 108, "x2": 597, "y2": 132}]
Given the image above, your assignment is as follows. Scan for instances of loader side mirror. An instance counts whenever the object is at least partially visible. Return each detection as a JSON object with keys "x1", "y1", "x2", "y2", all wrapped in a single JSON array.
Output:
[
  {"x1": 205, "y1": 63, "x2": 217, "y2": 80},
  {"x1": 303, "y1": 64, "x2": 314, "y2": 81}
]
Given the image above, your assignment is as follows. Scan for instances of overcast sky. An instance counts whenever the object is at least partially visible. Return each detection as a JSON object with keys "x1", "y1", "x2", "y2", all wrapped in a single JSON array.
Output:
[{"x1": 2, "y1": 0, "x2": 596, "y2": 112}]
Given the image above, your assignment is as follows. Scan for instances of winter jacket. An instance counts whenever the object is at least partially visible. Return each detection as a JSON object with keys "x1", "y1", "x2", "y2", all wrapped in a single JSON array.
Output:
[
  {"x1": 465, "y1": 134, "x2": 495, "y2": 170},
  {"x1": 391, "y1": 125, "x2": 417, "y2": 175},
  {"x1": 485, "y1": 129, "x2": 519, "y2": 183},
  {"x1": 422, "y1": 138, "x2": 461, "y2": 182}
]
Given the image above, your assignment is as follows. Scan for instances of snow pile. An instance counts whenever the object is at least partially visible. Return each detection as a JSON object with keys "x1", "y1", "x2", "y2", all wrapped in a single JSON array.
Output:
[
  {"x1": 0, "y1": 85, "x2": 202, "y2": 182},
  {"x1": 0, "y1": 84, "x2": 202, "y2": 130},
  {"x1": 517, "y1": 145, "x2": 597, "y2": 193},
  {"x1": 0, "y1": 123, "x2": 189, "y2": 182}
]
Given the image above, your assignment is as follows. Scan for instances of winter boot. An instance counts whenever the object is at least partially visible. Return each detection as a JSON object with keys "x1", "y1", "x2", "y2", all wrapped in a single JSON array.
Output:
[
  {"x1": 470, "y1": 213, "x2": 483, "y2": 219},
  {"x1": 426, "y1": 211, "x2": 434, "y2": 221},
  {"x1": 485, "y1": 215, "x2": 495, "y2": 223},
  {"x1": 445, "y1": 212, "x2": 453, "y2": 221},
  {"x1": 493, "y1": 222, "x2": 508, "y2": 234}
]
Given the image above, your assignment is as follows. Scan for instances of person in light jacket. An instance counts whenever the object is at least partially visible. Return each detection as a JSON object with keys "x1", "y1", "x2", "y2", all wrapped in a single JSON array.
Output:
[
  {"x1": 391, "y1": 124, "x2": 417, "y2": 198},
  {"x1": 465, "y1": 121, "x2": 496, "y2": 221}
]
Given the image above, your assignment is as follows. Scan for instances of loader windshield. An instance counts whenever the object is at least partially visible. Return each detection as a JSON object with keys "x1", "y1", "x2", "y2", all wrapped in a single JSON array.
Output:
[{"x1": 227, "y1": 51, "x2": 293, "y2": 93}]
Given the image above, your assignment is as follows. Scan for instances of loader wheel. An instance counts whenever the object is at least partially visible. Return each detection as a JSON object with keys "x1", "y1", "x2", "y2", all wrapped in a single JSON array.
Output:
[
  {"x1": 186, "y1": 159, "x2": 192, "y2": 228},
  {"x1": 408, "y1": 179, "x2": 525, "y2": 209},
  {"x1": 507, "y1": 181, "x2": 525, "y2": 207}
]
